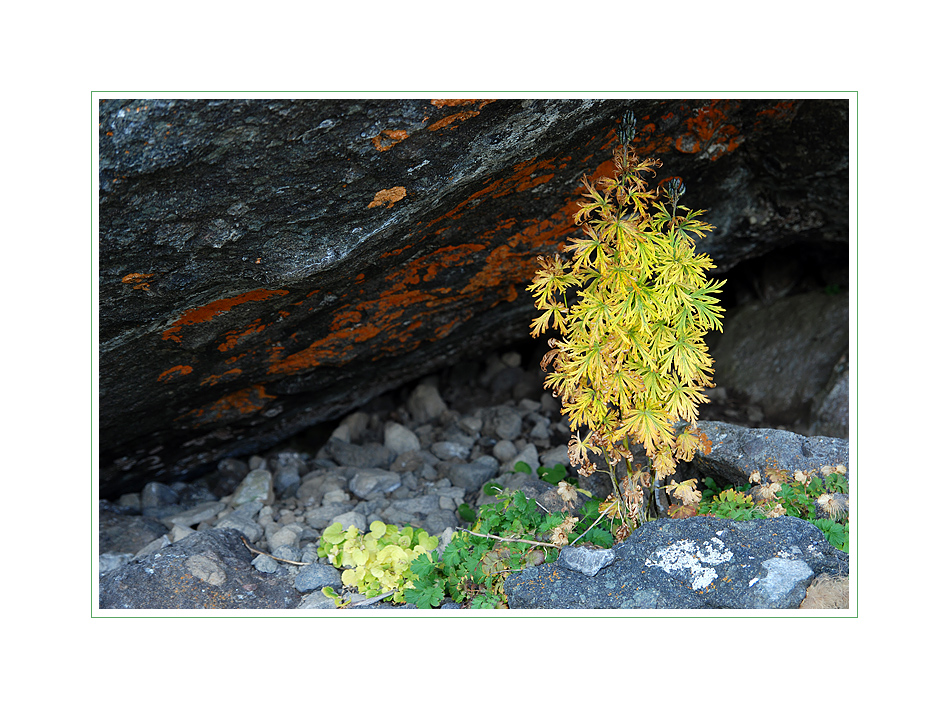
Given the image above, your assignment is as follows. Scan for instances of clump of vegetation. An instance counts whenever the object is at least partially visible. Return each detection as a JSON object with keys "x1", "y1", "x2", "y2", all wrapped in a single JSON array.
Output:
[
  {"x1": 318, "y1": 520, "x2": 438, "y2": 606},
  {"x1": 527, "y1": 111, "x2": 725, "y2": 537},
  {"x1": 694, "y1": 464, "x2": 849, "y2": 551},
  {"x1": 406, "y1": 479, "x2": 615, "y2": 609}
]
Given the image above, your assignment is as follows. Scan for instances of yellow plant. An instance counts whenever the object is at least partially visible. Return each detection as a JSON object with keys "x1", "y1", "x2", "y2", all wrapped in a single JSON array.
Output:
[{"x1": 527, "y1": 111, "x2": 725, "y2": 534}]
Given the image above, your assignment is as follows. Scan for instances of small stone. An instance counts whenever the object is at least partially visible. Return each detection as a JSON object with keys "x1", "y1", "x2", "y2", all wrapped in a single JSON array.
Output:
[
  {"x1": 323, "y1": 488, "x2": 350, "y2": 505},
  {"x1": 304, "y1": 503, "x2": 354, "y2": 530},
  {"x1": 253, "y1": 554, "x2": 280, "y2": 574},
  {"x1": 271, "y1": 545, "x2": 302, "y2": 562},
  {"x1": 185, "y1": 553, "x2": 227, "y2": 586},
  {"x1": 424, "y1": 510, "x2": 459, "y2": 536},
  {"x1": 231, "y1": 469, "x2": 274, "y2": 506},
  {"x1": 162, "y1": 501, "x2": 226, "y2": 528},
  {"x1": 540, "y1": 445, "x2": 570, "y2": 468},
  {"x1": 558, "y1": 546, "x2": 616, "y2": 577},
  {"x1": 325, "y1": 439, "x2": 394, "y2": 469},
  {"x1": 331, "y1": 510, "x2": 368, "y2": 532},
  {"x1": 141, "y1": 482, "x2": 181, "y2": 517},
  {"x1": 431, "y1": 440, "x2": 471, "y2": 461},
  {"x1": 407, "y1": 381, "x2": 447, "y2": 423},
  {"x1": 267, "y1": 523, "x2": 303, "y2": 550},
  {"x1": 492, "y1": 440, "x2": 518, "y2": 462},
  {"x1": 295, "y1": 563, "x2": 343, "y2": 593},
  {"x1": 384, "y1": 421, "x2": 421, "y2": 455},
  {"x1": 509, "y1": 443, "x2": 540, "y2": 474},
  {"x1": 168, "y1": 524, "x2": 195, "y2": 543},
  {"x1": 487, "y1": 406, "x2": 522, "y2": 440},
  {"x1": 459, "y1": 415, "x2": 483, "y2": 435},
  {"x1": 349, "y1": 469, "x2": 402, "y2": 499},
  {"x1": 448, "y1": 455, "x2": 499, "y2": 491}
]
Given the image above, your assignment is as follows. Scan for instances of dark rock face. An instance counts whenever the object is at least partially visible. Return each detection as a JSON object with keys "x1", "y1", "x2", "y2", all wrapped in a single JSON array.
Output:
[
  {"x1": 99, "y1": 98, "x2": 848, "y2": 497},
  {"x1": 98, "y1": 528, "x2": 302, "y2": 610},
  {"x1": 688, "y1": 421, "x2": 850, "y2": 489},
  {"x1": 504, "y1": 516, "x2": 848, "y2": 609}
]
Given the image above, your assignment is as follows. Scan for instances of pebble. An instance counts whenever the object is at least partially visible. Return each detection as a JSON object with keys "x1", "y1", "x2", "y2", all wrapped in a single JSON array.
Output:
[{"x1": 99, "y1": 347, "x2": 582, "y2": 609}]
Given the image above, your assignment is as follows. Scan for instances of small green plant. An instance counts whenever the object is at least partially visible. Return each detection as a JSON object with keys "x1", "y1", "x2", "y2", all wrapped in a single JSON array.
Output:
[
  {"x1": 317, "y1": 520, "x2": 439, "y2": 605},
  {"x1": 406, "y1": 475, "x2": 617, "y2": 609},
  {"x1": 527, "y1": 110, "x2": 725, "y2": 538},
  {"x1": 696, "y1": 465, "x2": 850, "y2": 552}
]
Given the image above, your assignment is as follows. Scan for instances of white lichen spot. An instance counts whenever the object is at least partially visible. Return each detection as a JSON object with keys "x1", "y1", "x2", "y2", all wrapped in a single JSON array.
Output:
[{"x1": 646, "y1": 538, "x2": 735, "y2": 590}]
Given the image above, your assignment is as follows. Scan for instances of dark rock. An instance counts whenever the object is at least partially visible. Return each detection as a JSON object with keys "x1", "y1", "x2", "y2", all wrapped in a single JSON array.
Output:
[
  {"x1": 504, "y1": 517, "x2": 847, "y2": 609},
  {"x1": 99, "y1": 505, "x2": 169, "y2": 556},
  {"x1": 447, "y1": 456, "x2": 499, "y2": 492},
  {"x1": 687, "y1": 421, "x2": 849, "y2": 489},
  {"x1": 809, "y1": 350, "x2": 849, "y2": 438},
  {"x1": 99, "y1": 98, "x2": 848, "y2": 497},
  {"x1": 710, "y1": 291, "x2": 848, "y2": 432},
  {"x1": 323, "y1": 438, "x2": 394, "y2": 469},
  {"x1": 294, "y1": 563, "x2": 343, "y2": 594},
  {"x1": 99, "y1": 528, "x2": 302, "y2": 609}
]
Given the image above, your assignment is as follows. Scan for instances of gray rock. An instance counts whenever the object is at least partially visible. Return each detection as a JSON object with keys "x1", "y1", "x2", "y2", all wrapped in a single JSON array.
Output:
[
  {"x1": 458, "y1": 416, "x2": 483, "y2": 436},
  {"x1": 273, "y1": 467, "x2": 301, "y2": 499},
  {"x1": 215, "y1": 501, "x2": 265, "y2": 542},
  {"x1": 266, "y1": 523, "x2": 303, "y2": 550},
  {"x1": 99, "y1": 529, "x2": 302, "y2": 609},
  {"x1": 294, "y1": 563, "x2": 343, "y2": 594},
  {"x1": 540, "y1": 445, "x2": 570, "y2": 468},
  {"x1": 384, "y1": 421, "x2": 421, "y2": 455},
  {"x1": 331, "y1": 511, "x2": 368, "y2": 532},
  {"x1": 349, "y1": 469, "x2": 402, "y2": 499},
  {"x1": 231, "y1": 469, "x2": 274, "y2": 506},
  {"x1": 710, "y1": 291, "x2": 848, "y2": 432},
  {"x1": 687, "y1": 421, "x2": 850, "y2": 488},
  {"x1": 809, "y1": 351, "x2": 849, "y2": 438},
  {"x1": 304, "y1": 503, "x2": 355, "y2": 530},
  {"x1": 408, "y1": 382, "x2": 447, "y2": 423},
  {"x1": 99, "y1": 552, "x2": 134, "y2": 575},
  {"x1": 324, "y1": 439, "x2": 394, "y2": 469},
  {"x1": 508, "y1": 443, "x2": 540, "y2": 474},
  {"x1": 162, "y1": 501, "x2": 226, "y2": 528},
  {"x1": 271, "y1": 545, "x2": 302, "y2": 563},
  {"x1": 99, "y1": 505, "x2": 169, "y2": 555},
  {"x1": 492, "y1": 440, "x2": 518, "y2": 463},
  {"x1": 253, "y1": 554, "x2": 280, "y2": 574},
  {"x1": 486, "y1": 406, "x2": 522, "y2": 440},
  {"x1": 431, "y1": 440, "x2": 471, "y2": 461},
  {"x1": 448, "y1": 455, "x2": 499, "y2": 491},
  {"x1": 296, "y1": 471, "x2": 349, "y2": 507},
  {"x1": 505, "y1": 517, "x2": 848, "y2": 609},
  {"x1": 381, "y1": 494, "x2": 441, "y2": 518},
  {"x1": 558, "y1": 546, "x2": 617, "y2": 577},
  {"x1": 423, "y1": 510, "x2": 460, "y2": 537}
]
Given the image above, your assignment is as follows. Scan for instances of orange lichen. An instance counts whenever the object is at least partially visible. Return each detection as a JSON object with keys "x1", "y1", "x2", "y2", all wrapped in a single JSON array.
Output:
[
  {"x1": 199, "y1": 368, "x2": 242, "y2": 387},
  {"x1": 372, "y1": 129, "x2": 410, "y2": 152},
  {"x1": 179, "y1": 385, "x2": 276, "y2": 425},
  {"x1": 675, "y1": 100, "x2": 744, "y2": 161},
  {"x1": 122, "y1": 273, "x2": 155, "y2": 291},
  {"x1": 157, "y1": 364, "x2": 193, "y2": 382},
  {"x1": 162, "y1": 289, "x2": 289, "y2": 343},
  {"x1": 428, "y1": 111, "x2": 480, "y2": 131},
  {"x1": 218, "y1": 320, "x2": 268, "y2": 352},
  {"x1": 430, "y1": 99, "x2": 492, "y2": 108},
  {"x1": 367, "y1": 186, "x2": 407, "y2": 209}
]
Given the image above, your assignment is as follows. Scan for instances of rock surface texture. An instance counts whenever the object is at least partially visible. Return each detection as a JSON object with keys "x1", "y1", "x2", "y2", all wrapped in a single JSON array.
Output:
[
  {"x1": 99, "y1": 98, "x2": 849, "y2": 497},
  {"x1": 504, "y1": 516, "x2": 848, "y2": 610}
]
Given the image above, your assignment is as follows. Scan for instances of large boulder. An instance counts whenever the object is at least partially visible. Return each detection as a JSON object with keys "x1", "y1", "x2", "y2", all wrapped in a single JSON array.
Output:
[
  {"x1": 99, "y1": 98, "x2": 848, "y2": 497},
  {"x1": 504, "y1": 516, "x2": 848, "y2": 609}
]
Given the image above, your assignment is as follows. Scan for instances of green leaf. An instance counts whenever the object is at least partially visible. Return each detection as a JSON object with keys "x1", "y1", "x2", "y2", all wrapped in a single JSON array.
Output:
[
  {"x1": 512, "y1": 461, "x2": 532, "y2": 474},
  {"x1": 458, "y1": 503, "x2": 477, "y2": 523}
]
